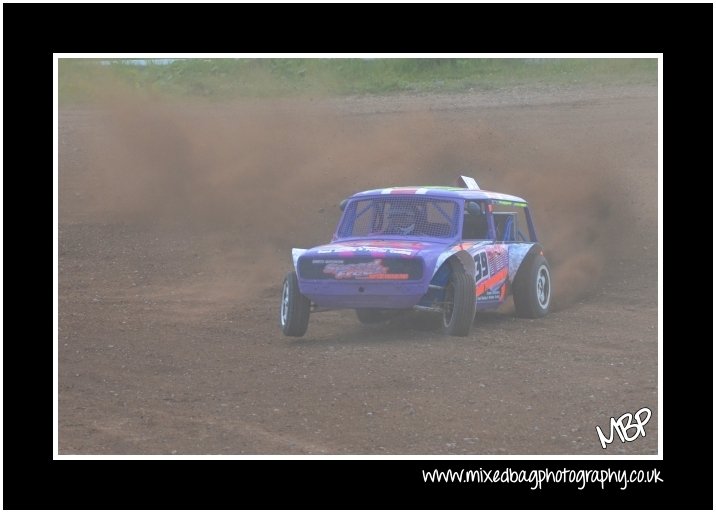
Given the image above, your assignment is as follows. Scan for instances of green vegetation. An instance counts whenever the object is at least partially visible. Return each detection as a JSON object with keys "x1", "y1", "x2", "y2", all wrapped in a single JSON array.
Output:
[{"x1": 59, "y1": 58, "x2": 657, "y2": 104}]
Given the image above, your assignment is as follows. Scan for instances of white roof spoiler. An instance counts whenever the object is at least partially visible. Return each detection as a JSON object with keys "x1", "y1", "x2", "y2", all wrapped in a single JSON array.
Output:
[{"x1": 456, "y1": 175, "x2": 480, "y2": 190}]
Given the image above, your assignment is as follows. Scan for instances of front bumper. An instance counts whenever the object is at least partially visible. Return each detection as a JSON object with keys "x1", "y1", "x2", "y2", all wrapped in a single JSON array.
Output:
[{"x1": 298, "y1": 279, "x2": 429, "y2": 309}]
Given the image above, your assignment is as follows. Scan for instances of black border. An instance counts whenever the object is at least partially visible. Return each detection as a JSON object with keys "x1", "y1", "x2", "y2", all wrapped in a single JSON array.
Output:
[{"x1": 4, "y1": 1, "x2": 712, "y2": 509}]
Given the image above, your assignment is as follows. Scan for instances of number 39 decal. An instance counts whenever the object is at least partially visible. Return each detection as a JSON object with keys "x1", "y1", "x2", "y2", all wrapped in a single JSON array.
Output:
[{"x1": 474, "y1": 251, "x2": 490, "y2": 282}]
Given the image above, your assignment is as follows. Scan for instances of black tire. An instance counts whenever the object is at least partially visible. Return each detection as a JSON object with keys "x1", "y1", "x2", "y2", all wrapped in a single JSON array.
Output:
[
  {"x1": 441, "y1": 259, "x2": 477, "y2": 336},
  {"x1": 280, "y1": 271, "x2": 311, "y2": 337},
  {"x1": 513, "y1": 253, "x2": 551, "y2": 318},
  {"x1": 355, "y1": 308, "x2": 387, "y2": 324}
]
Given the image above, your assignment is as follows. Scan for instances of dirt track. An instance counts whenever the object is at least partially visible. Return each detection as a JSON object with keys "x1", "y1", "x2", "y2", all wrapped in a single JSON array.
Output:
[{"x1": 58, "y1": 84, "x2": 658, "y2": 454}]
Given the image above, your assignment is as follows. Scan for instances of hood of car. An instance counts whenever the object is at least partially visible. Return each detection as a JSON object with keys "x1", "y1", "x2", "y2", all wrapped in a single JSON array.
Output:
[{"x1": 303, "y1": 239, "x2": 449, "y2": 259}]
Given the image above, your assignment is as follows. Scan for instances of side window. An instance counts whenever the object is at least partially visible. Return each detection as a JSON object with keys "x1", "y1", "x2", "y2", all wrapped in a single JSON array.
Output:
[
  {"x1": 513, "y1": 207, "x2": 529, "y2": 241},
  {"x1": 493, "y1": 213, "x2": 515, "y2": 241},
  {"x1": 462, "y1": 201, "x2": 489, "y2": 240},
  {"x1": 490, "y1": 203, "x2": 530, "y2": 242}
]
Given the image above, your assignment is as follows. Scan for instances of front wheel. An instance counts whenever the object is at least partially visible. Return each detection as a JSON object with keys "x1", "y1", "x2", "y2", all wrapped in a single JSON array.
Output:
[
  {"x1": 442, "y1": 259, "x2": 477, "y2": 336},
  {"x1": 280, "y1": 271, "x2": 311, "y2": 336},
  {"x1": 513, "y1": 253, "x2": 551, "y2": 318}
]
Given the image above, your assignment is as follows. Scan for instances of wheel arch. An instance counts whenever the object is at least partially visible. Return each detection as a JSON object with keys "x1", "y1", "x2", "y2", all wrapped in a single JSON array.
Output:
[
  {"x1": 509, "y1": 243, "x2": 544, "y2": 283},
  {"x1": 431, "y1": 248, "x2": 476, "y2": 284},
  {"x1": 292, "y1": 248, "x2": 307, "y2": 272},
  {"x1": 440, "y1": 250, "x2": 477, "y2": 336},
  {"x1": 452, "y1": 249, "x2": 477, "y2": 281},
  {"x1": 512, "y1": 249, "x2": 551, "y2": 318}
]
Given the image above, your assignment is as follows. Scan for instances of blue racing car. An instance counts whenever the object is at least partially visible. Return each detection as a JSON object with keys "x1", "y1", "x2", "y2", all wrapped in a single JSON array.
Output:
[{"x1": 281, "y1": 176, "x2": 551, "y2": 337}]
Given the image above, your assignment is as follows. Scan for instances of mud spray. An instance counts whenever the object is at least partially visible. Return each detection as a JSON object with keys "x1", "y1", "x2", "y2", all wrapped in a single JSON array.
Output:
[{"x1": 71, "y1": 91, "x2": 643, "y2": 311}]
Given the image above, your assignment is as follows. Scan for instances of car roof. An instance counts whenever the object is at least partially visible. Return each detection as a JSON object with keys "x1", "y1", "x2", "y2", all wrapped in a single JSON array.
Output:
[{"x1": 351, "y1": 186, "x2": 528, "y2": 204}]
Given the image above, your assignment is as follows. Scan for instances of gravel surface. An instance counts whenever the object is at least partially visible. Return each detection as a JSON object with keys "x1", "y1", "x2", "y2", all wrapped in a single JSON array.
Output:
[{"x1": 58, "y1": 83, "x2": 658, "y2": 454}]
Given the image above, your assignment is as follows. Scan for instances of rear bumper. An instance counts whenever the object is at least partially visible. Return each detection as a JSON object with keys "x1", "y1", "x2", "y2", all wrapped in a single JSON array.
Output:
[{"x1": 298, "y1": 279, "x2": 428, "y2": 309}]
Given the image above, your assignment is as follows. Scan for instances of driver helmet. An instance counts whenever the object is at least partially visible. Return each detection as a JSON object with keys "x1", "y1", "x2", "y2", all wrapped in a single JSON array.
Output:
[{"x1": 387, "y1": 204, "x2": 417, "y2": 233}]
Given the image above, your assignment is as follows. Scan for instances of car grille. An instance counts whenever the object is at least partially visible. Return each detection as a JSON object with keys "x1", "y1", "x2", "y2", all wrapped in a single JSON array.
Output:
[{"x1": 298, "y1": 256, "x2": 423, "y2": 281}]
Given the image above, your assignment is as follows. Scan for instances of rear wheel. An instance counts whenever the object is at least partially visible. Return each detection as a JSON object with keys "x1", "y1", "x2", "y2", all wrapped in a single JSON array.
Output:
[
  {"x1": 280, "y1": 271, "x2": 310, "y2": 336},
  {"x1": 441, "y1": 260, "x2": 476, "y2": 336},
  {"x1": 513, "y1": 254, "x2": 551, "y2": 318}
]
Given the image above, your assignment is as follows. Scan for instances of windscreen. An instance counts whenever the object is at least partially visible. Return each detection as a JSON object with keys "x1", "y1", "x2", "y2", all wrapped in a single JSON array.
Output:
[{"x1": 338, "y1": 197, "x2": 459, "y2": 239}]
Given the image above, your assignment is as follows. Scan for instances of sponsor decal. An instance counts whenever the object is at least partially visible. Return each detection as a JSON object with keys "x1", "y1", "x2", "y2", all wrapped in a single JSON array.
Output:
[
  {"x1": 322, "y1": 259, "x2": 409, "y2": 280},
  {"x1": 476, "y1": 283, "x2": 507, "y2": 302},
  {"x1": 346, "y1": 241, "x2": 425, "y2": 249},
  {"x1": 477, "y1": 289, "x2": 501, "y2": 301},
  {"x1": 317, "y1": 246, "x2": 414, "y2": 256},
  {"x1": 476, "y1": 268, "x2": 509, "y2": 297}
]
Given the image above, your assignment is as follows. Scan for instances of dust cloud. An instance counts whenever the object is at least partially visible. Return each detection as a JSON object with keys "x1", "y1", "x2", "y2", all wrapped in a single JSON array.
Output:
[{"x1": 75, "y1": 90, "x2": 638, "y2": 310}]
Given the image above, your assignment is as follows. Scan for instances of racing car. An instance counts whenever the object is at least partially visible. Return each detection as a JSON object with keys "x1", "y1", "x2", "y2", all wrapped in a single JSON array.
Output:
[{"x1": 280, "y1": 176, "x2": 551, "y2": 337}]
